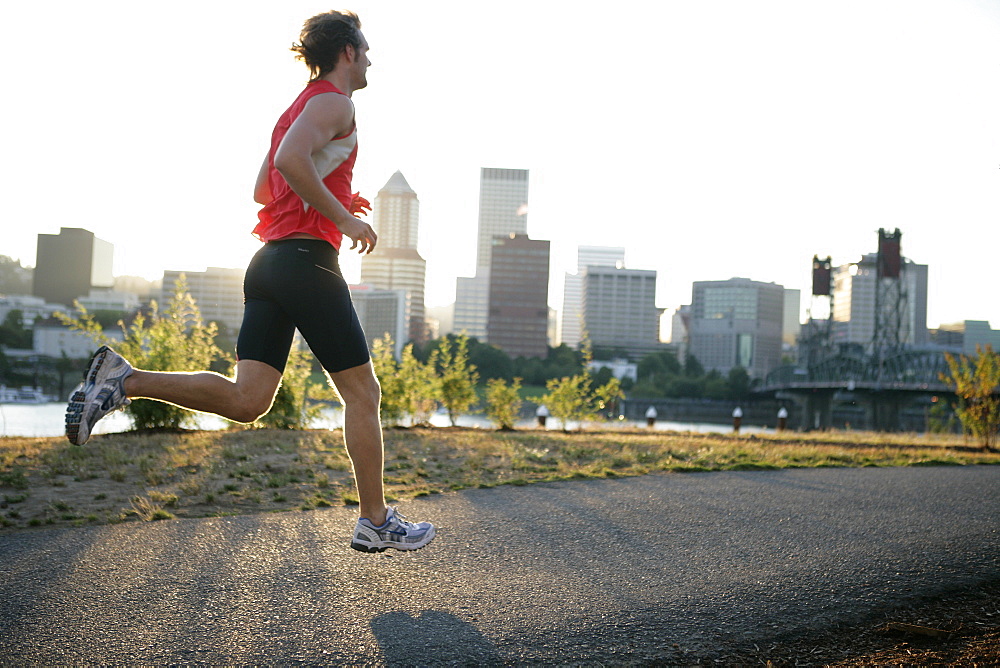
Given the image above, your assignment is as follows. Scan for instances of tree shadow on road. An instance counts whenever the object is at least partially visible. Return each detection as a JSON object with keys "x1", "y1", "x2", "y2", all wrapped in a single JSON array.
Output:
[{"x1": 372, "y1": 609, "x2": 502, "y2": 666}]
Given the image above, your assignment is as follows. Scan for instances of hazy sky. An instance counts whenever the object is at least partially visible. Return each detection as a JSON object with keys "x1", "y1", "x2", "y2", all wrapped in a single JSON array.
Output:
[{"x1": 2, "y1": 0, "x2": 998, "y2": 331}]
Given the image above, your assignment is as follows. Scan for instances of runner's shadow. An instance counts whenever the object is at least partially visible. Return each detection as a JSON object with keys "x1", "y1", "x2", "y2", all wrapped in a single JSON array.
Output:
[{"x1": 371, "y1": 609, "x2": 502, "y2": 666}]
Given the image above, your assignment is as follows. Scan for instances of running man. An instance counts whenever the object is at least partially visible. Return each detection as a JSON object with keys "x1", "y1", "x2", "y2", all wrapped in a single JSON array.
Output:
[{"x1": 64, "y1": 10, "x2": 434, "y2": 554}]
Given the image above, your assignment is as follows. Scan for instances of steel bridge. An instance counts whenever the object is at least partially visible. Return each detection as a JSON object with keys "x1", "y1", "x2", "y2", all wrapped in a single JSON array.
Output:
[{"x1": 756, "y1": 349, "x2": 953, "y2": 431}]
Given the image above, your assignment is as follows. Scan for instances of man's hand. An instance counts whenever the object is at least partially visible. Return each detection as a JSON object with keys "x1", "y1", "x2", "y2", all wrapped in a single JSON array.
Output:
[
  {"x1": 350, "y1": 192, "x2": 371, "y2": 216},
  {"x1": 338, "y1": 216, "x2": 377, "y2": 254}
]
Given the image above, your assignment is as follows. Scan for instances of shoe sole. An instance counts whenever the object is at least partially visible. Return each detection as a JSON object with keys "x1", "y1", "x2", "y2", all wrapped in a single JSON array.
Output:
[
  {"x1": 65, "y1": 346, "x2": 115, "y2": 446},
  {"x1": 350, "y1": 526, "x2": 436, "y2": 553}
]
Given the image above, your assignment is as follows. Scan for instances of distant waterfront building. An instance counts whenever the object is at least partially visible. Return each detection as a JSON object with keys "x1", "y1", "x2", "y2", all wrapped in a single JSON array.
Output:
[
  {"x1": 782, "y1": 289, "x2": 802, "y2": 346},
  {"x1": 161, "y1": 267, "x2": 245, "y2": 333},
  {"x1": 582, "y1": 266, "x2": 663, "y2": 361},
  {"x1": 831, "y1": 253, "x2": 928, "y2": 350},
  {"x1": 932, "y1": 320, "x2": 1000, "y2": 356},
  {"x1": 0, "y1": 295, "x2": 61, "y2": 328},
  {"x1": 487, "y1": 234, "x2": 550, "y2": 358},
  {"x1": 453, "y1": 275, "x2": 489, "y2": 340},
  {"x1": 77, "y1": 289, "x2": 142, "y2": 314},
  {"x1": 33, "y1": 319, "x2": 124, "y2": 359},
  {"x1": 349, "y1": 285, "x2": 407, "y2": 359},
  {"x1": 360, "y1": 171, "x2": 427, "y2": 344},
  {"x1": 688, "y1": 277, "x2": 785, "y2": 379},
  {"x1": 33, "y1": 227, "x2": 114, "y2": 307},
  {"x1": 454, "y1": 168, "x2": 530, "y2": 339},
  {"x1": 560, "y1": 246, "x2": 625, "y2": 349},
  {"x1": 670, "y1": 304, "x2": 692, "y2": 362}
]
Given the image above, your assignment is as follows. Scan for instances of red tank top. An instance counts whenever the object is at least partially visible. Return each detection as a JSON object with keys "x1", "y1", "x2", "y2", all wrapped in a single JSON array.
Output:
[{"x1": 252, "y1": 80, "x2": 358, "y2": 249}]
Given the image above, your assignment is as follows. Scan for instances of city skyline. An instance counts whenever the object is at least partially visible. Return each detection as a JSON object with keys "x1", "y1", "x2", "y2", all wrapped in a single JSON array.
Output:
[{"x1": 3, "y1": 0, "x2": 998, "y2": 330}]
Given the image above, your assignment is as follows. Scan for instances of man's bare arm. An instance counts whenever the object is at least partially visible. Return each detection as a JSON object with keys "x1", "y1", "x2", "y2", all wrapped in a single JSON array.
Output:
[{"x1": 273, "y1": 93, "x2": 377, "y2": 253}]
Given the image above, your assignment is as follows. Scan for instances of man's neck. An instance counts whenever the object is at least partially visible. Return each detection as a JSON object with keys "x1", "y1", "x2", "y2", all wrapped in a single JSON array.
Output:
[{"x1": 321, "y1": 71, "x2": 354, "y2": 97}]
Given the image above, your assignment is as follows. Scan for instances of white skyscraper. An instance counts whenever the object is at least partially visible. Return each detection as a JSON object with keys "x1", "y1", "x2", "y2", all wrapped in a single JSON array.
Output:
[
  {"x1": 560, "y1": 246, "x2": 625, "y2": 349},
  {"x1": 360, "y1": 171, "x2": 427, "y2": 344},
  {"x1": 453, "y1": 168, "x2": 530, "y2": 339}
]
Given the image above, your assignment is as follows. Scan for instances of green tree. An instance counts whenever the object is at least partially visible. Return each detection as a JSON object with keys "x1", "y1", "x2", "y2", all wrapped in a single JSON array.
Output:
[
  {"x1": 399, "y1": 343, "x2": 439, "y2": 426},
  {"x1": 0, "y1": 255, "x2": 32, "y2": 295},
  {"x1": 534, "y1": 340, "x2": 624, "y2": 431},
  {"x1": 941, "y1": 345, "x2": 1000, "y2": 450},
  {"x1": 485, "y1": 377, "x2": 523, "y2": 430},
  {"x1": 371, "y1": 335, "x2": 405, "y2": 427},
  {"x1": 430, "y1": 334, "x2": 479, "y2": 426},
  {"x1": 538, "y1": 374, "x2": 591, "y2": 430},
  {"x1": 57, "y1": 277, "x2": 227, "y2": 431},
  {"x1": 0, "y1": 310, "x2": 33, "y2": 349},
  {"x1": 683, "y1": 354, "x2": 705, "y2": 377},
  {"x1": 727, "y1": 366, "x2": 751, "y2": 401}
]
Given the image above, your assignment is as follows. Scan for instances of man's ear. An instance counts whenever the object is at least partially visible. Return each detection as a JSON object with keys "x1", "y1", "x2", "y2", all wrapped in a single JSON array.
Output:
[{"x1": 343, "y1": 44, "x2": 357, "y2": 64}]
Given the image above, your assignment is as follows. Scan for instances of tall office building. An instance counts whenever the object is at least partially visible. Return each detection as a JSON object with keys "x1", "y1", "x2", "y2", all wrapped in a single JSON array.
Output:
[
  {"x1": 560, "y1": 246, "x2": 625, "y2": 348},
  {"x1": 360, "y1": 171, "x2": 427, "y2": 344},
  {"x1": 582, "y1": 266, "x2": 663, "y2": 361},
  {"x1": 162, "y1": 267, "x2": 245, "y2": 332},
  {"x1": 33, "y1": 227, "x2": 114, "y2": 306},
  {"x1": 831, "y1": 253, "x2": 928, "y2": 349},
  {"x1": 688, "y1": 277, "x2": 785, "y2": 378},
  {"x1": 487, "y1": 234, "x2": 550, "y2": 358},
  {"x1": 454, "y1": 168, "x2": 530, "y2": 339},
  {"x1": 350, "y1": 285, "x2": 407, "y2": 359}
]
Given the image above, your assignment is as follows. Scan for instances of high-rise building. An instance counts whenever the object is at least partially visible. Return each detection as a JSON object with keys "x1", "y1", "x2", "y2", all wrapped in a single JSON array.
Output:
[
  {"x1": 582, "y1": 266, "x2": 663, "y2": 361},
  {"x1": 831, "y1": 253, "x2": 928, "y2": 350},
  {"x1": 349, "y1": 285, "x2": 407, "y2": 359},
  {"x1": 474, "y1": 168, "x2": 529, "y2": 272},
  {"x1": 688, "y1": 277, "x2": 785, "y2": 378},
  {"x1": 360, "y1": 171, "x2": 427, "y2": 344},
  {"x1": 454, "y1": 168, "x2": 530, "y2": 339},
  {"x1": 560, "y1": 246, "x2": 625, "y2": 348},
  {"x1": 487, "y1": 234, "x2": 550, "y2": 358},
  {"x1": 162, "y1": 267, "x2": 245, "y2": 333},
  {"x1": 33, "y1": 227, "x2": 114, "y2": 306}
]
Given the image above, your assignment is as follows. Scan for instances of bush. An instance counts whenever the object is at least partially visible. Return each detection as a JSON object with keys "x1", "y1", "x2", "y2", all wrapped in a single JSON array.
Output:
[
  {"x1": 486, "y1": 377, "x2": 522, "y2": 430},
  {"x1": 431, "y1": 334, "x2": 478, "y2": 426},
  {"x1": 941, "y1": 345, "x2": 1000, "y2": 450},
  {"x1": 58, "y1": 276, "x2": 228, "y2": 431}
]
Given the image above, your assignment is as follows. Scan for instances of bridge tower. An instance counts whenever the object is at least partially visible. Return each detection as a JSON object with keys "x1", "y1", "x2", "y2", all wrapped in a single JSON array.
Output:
[
  {"x1": 801, "y1": 255, "x2": 835, "y2": 369},
  {"x1": 872, "y1": 228, "x2": 909, "y2": 381}
]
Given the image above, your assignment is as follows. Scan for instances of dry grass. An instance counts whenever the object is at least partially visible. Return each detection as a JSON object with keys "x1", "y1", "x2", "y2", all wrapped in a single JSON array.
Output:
[{"x1": 1, "y1": 425, "x2": 997, "y2": 532}]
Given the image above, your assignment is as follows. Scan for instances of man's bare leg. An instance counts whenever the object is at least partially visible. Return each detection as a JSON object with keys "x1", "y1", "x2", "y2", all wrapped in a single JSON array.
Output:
[
  {"x1": 329, "y1": 361, "x2": 387, "y2": 525},
  {"x1": 124, "y1": 360, "x2": 283, "y2": 424}
]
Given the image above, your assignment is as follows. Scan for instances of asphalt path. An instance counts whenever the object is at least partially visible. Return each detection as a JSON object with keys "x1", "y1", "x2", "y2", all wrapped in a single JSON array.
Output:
[{"x1": 1, "y1": 466, "x2": 999, "y2": 665}]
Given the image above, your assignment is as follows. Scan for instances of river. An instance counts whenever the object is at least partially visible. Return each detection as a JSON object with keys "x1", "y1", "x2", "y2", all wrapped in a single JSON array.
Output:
[{"x1": 0, "y1": 402, "x2": 773, "y2": 438}]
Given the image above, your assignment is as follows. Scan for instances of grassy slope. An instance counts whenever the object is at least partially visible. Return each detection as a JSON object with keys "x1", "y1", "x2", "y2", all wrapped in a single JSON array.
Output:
[{"x1": 1, "y1": 426, "x2": 997, "y2": 531}]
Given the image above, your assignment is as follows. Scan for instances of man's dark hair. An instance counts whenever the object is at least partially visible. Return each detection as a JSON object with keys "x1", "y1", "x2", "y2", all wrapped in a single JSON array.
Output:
[{"x1": 291, "y1": 10, "x2": 363, "y2": 83}]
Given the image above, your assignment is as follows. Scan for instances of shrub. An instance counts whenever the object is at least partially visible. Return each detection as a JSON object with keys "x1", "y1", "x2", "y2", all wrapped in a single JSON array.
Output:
[
  {"x1": 57, "y1": 277, "x2": 229, "y2": 430},
  {"x1": 486, "y1": 377, "x2": 522, "y2": 430}
]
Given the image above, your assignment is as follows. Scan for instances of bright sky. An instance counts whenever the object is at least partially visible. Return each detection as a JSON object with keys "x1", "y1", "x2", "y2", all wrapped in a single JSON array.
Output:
[{"x1": 2, "y1": 0, "x2": 998, "y2": 331}]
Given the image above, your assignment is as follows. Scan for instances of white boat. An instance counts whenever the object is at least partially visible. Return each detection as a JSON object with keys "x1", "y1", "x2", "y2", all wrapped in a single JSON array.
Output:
[{"x1": 0, "y1": 385, "x2": 52, "y2": 404}]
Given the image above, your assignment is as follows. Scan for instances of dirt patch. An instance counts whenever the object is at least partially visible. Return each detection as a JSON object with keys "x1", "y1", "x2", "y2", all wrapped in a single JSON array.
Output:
[{"x1": 721, "y1": 581, "x2": 1000, "y2": 666}]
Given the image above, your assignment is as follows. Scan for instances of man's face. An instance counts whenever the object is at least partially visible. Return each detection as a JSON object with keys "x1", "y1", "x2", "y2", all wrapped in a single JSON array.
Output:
[{"x1": 350, "y1": 32, "x2": 371, "y2": 90}]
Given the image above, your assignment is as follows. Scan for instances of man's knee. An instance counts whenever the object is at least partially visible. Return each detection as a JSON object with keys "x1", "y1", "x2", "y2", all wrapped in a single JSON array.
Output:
[
  {"x1": 332, "y1": 364, "x2": 381, "y2": 412},
  {"x1": 231, "y1": 396, "x2": 274, "y2": 424}
]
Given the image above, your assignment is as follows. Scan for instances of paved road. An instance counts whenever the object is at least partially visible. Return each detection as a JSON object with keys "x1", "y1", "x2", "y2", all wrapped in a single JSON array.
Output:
[{"x1": 2, "y1": 466, "x2": 999, "y2": 665}]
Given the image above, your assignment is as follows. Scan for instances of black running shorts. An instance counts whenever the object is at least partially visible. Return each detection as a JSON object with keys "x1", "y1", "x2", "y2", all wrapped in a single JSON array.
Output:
[{"x1": 236, "y1": 238, "x2": 371, "y2": 374}]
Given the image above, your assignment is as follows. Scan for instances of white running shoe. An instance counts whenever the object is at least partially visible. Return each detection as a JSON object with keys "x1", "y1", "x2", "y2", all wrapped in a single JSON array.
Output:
[
  {"x1": 65, "y1": 346, "x2": 133, "y2": 446},
  {"x1": 351, "y1": 506, "x2": 436, "y2": 553}
]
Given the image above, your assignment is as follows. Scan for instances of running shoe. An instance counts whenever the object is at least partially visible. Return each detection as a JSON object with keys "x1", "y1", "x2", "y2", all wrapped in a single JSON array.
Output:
[
  {"x1": 65, "y1": 346, "x2": 133, "y2": 446},
  {"x1": 351, "y1": 506, "x2": 436, "y2": 553}
]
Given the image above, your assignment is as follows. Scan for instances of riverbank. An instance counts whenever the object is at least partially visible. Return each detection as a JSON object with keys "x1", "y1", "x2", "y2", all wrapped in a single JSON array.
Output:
[{"x1": 2, "y1": 426, "x2": 996, "y2": 533}]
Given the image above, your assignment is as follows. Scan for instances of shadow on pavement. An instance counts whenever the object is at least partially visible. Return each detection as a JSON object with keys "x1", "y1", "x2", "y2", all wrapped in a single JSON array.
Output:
[{"x1": 372, "y1": 609, "x2": 502, "y2": 665}]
